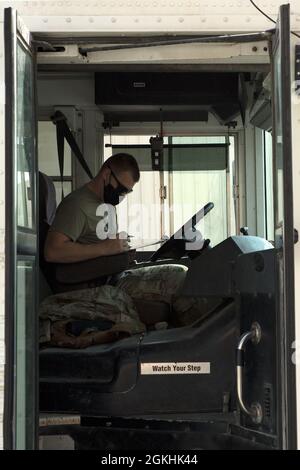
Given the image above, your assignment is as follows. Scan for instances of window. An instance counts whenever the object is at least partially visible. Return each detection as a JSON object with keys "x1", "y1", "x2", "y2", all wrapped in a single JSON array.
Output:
[
  {"x1": 104, "y1": 134, "x2": 236, "y2": 249},
  {"x1": 16, "y1": 43, "x2": 35, "y2": 229},
  {"x1": 167, "y1": 136, "x2": 235, "y2": 247},
  {"x1": 104, "y1": 135, "x2": 163, "y2": 250},
  {"x1": 38, "y1": 121, "x2": 73, "y2": 205},
  {"x1": 15, "y1": 259, "x2": 36, "y2": 449}
]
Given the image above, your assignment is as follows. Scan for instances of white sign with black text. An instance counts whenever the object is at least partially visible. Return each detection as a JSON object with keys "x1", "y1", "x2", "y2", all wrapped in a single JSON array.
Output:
[{"x1": 140, "y1": 362, "x2": 211, "y2": 375}]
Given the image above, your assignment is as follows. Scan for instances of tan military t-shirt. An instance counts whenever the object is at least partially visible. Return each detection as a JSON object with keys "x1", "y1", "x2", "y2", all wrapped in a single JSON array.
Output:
[{"x1": 49, "y1": 185, "x2": 117, "y2": 244}]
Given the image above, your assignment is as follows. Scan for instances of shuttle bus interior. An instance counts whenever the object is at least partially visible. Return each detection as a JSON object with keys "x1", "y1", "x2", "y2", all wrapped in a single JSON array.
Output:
[{"x1": 3, "y1": 4, "x2": 297, "y2": 450}]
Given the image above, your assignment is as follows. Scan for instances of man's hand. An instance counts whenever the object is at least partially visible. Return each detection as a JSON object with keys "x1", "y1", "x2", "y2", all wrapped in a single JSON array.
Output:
[
  {"x1": 101, "y1": 234, "x2": 130, "y2": 255},
  {"x1": 128, "y1": 249, "x2": 137, "y2": 264}
]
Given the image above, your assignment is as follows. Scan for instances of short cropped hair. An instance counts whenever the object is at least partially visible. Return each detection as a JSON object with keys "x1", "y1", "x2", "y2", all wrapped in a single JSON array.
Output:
[{"x1": 103, "y1": 153, "x2": 140, "y2": 182}]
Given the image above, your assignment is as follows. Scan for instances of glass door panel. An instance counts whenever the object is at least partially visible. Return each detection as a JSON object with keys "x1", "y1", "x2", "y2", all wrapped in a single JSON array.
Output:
[
  {"x1": 15, "y1": 259, "x2": 36, "y2": 449},
  {"x1": 271, "y1": 4, "x2": 296, "y2": 449},
  {"x1": 4, "y1": 8, "x2": 37, "y2": 450}
]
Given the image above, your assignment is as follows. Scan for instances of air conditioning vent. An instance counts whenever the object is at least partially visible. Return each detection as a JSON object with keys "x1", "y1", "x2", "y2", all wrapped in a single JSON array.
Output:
[{"x1": 95, "y1": 72, "x2": 242, "y2": 124}]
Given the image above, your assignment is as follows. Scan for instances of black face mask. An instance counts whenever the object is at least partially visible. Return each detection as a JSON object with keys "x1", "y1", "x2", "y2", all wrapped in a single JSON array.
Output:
[
  {"x1": 103, "y1": 183, "x2": 125, "y2": 206},
  {"x1": 103, "y1": 166, "x2": 133, "y2": 206}
]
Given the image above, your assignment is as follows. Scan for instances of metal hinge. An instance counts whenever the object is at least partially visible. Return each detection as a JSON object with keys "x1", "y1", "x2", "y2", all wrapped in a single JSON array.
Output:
[
  {"x1": 233, "y1": 184, "x2": 239, "y2": 200},
  {"x1": 160, "y1": 185, "x2": 167, "y2": 200},
  {"x1": 27, "y1": 187, "x2": 32, "y2": 201}
]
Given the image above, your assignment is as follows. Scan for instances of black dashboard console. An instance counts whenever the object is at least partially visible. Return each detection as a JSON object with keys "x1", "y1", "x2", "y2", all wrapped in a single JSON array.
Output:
[{"x1": 181, "y1": 236, "x2": 273, "y2": 297}]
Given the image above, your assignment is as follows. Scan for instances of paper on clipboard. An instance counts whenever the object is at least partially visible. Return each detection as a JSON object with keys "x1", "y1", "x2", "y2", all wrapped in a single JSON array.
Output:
[{"x1": 128, "y1": 239, "x2": 166, "y2": 251}]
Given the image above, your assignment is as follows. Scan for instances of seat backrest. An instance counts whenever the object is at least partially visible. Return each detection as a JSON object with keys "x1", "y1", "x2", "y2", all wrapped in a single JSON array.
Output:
[
  {"x1": 39, "y1": 172, "x2": 57, "y2": 293},
  {"x1": 39, "y1": 171, "x2": 57, "y2": 253},
  {"x1": 39, "y1": 171, "x2": 57, "y2": 227}
]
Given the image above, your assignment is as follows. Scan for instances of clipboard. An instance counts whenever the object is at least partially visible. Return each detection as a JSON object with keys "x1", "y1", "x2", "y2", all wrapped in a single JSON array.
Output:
[{"x1": 128, "y1": 239, "x2": 166, "y2": 251}]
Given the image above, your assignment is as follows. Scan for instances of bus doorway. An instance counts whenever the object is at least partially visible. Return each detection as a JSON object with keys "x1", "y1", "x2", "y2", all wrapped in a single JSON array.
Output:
[{"x1": 3, "y1": 4, "x2": 297, "y2": 450}]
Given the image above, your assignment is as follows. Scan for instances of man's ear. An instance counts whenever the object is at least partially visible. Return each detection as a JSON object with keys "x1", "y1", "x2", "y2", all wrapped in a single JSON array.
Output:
[{"x1": 102, "y1": 166, "x2": 111, "y2": 185}]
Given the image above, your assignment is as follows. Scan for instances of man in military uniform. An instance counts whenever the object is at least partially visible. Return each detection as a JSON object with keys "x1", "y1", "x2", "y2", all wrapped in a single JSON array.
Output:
[
  {"x1": 44, "y1": 152, "x2": 188, "y2": 297},
  {"x1": 42, "y1": 153, "x2": 220, "y2": 347},
  {"x1": 45, "y1": 153, "x2": 137, "y2": 263}
]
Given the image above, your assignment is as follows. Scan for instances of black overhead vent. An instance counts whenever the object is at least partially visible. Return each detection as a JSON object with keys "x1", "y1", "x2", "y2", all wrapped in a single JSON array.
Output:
[
  {"x1": 95, "y1": 72, "x2": 242, "y2": 124},
  {"x1": 103, "y1": 110, "x2": 209, "y2": 123}
]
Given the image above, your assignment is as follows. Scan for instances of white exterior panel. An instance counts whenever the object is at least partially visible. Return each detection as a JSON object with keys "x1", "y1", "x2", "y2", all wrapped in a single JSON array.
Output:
[{"x1": 0, "y1": 1, "x2": 298, "y2": 35}]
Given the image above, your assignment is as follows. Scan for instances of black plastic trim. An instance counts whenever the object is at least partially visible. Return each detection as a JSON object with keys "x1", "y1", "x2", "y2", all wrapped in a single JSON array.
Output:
[{"x1": 4, "y1": 7, "x2": 15, "y2": 451}]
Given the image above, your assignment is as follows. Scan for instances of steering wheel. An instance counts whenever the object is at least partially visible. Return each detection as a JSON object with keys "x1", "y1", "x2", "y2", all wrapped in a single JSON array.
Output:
[{"x1": 150, "y1": 202, "x2": 214, "y2": 262}]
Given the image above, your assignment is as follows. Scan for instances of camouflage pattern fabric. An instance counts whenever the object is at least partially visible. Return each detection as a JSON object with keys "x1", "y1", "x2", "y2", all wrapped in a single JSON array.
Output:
[
  {"x1": 116, "y1": 264, "x2": 188, "y2": 303},
  {"x1": 39, "y1": 263, "x2": 223, "y2": 348},
  {"x1": 39, "y1": 284, "x2": 145, "y2": 348},
  {"x1": 116, "y1": 264, "x2": 223, "y2": 327}
]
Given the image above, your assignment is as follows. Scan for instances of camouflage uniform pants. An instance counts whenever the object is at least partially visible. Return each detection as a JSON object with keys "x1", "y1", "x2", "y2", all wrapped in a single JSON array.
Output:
[
  {"x1": 39, "y1": 264, "x2": 222, "y2": 348},
  {"x1": 39, "y1": 284, "x2": 146, "y2": 348},
  {"x1": 116, "y1": 264, "x2": 188, "y2": 303},
  {"x1": 116, "y1": 264, "x2": 222, "y2": 327}
]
